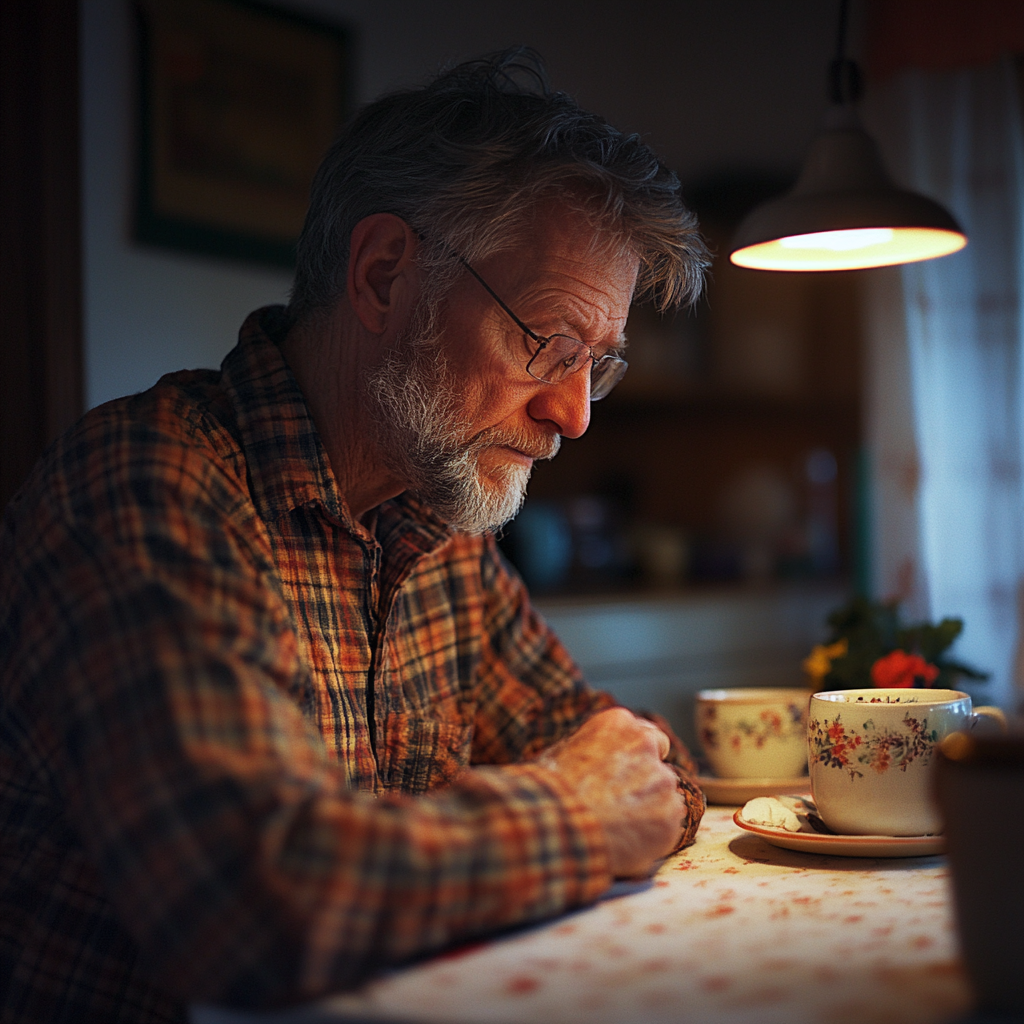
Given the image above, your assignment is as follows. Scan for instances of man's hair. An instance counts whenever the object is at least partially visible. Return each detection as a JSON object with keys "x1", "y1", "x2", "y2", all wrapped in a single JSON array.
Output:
[{"x1": 288, "y1": 47, "x2": 709, "y2": 325}]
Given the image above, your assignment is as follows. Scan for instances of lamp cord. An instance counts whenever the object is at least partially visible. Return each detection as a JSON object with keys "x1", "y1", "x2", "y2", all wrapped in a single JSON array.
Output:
[{"x1": 828, "y1": 0, "x2": 863, "y2": 105}]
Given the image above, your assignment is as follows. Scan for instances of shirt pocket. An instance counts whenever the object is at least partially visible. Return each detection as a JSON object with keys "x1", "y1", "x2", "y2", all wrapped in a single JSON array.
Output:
[{"x1": 377, "y1": 609, "x2": 478, "y2": 794}]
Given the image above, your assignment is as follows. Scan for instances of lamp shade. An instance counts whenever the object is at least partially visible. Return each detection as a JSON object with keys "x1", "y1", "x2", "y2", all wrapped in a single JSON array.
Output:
[{"x1": 729, "y1": 105, "x2": 966, "y2": 271}]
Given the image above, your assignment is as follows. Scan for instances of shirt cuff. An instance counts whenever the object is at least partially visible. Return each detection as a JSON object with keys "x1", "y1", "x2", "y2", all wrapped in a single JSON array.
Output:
[{"x1": 467, "y1": 761, "x2": 613, "y2": 909}]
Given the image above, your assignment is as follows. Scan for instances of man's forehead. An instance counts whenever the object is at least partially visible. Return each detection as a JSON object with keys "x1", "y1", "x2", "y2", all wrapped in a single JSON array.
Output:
[{"x1": 502, "y1": 206, "x2": 638, "y2": 307}]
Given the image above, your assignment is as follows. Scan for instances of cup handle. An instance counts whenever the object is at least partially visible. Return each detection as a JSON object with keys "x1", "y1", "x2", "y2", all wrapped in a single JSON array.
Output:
[{"x1": 969, "y1": 705, "x2": 1007, "y2": 733}]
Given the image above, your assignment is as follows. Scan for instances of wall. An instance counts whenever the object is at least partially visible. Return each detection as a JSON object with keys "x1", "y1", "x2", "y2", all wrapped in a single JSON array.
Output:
[
  {"x1": 537, "y1": 582, "x2": 845, "y2": 750},
  {"x1": 81, "y1": 0, "x2": 294, "y2": 408},
  {"x1": 80, "y1": 0, "x2": 851, "y2": 408}
]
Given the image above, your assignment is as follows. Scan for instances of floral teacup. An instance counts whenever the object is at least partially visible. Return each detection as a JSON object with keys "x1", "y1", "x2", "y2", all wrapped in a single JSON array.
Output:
[
  {"x1": 808, "y1": 688, "x2": 1004, "y2": 836},
  {"x1": 696, "y1": 688, "x2": 809, "y2": 779}
]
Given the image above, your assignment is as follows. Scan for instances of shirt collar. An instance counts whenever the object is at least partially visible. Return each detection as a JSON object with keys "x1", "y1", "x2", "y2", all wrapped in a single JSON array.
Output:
[{"x1": 220, "y1": 306, "x2": 344, "y2": 524}]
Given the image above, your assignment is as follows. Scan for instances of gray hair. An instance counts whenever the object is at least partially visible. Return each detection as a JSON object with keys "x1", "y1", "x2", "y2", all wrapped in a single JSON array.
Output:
[{"x1": 288, "y1": 47, "x2": 709, "y2": 325}]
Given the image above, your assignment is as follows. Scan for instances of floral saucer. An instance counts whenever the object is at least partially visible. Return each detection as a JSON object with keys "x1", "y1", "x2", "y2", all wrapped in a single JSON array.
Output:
[
  {"x1": 697, "y1": 774, "x2": 810, "y2": 806},
  {"x1": 733, "y1": 794, "x2": 946, "y2": 857}
]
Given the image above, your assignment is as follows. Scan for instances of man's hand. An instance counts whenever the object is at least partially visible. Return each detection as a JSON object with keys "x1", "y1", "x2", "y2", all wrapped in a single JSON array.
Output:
[{"x1": 540, "y1": 707, "x2": 686, "y2": 878}]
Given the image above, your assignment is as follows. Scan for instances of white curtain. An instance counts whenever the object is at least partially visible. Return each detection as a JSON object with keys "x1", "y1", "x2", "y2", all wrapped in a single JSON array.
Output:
[{"x1": 864, "y1": 56, "x2": 1024, "y2": 711}]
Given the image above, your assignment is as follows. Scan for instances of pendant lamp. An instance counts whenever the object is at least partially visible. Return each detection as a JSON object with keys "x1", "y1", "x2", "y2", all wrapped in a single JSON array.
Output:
[{"x1": 729, "y1": 0, "x2": 966, "y2": 272}]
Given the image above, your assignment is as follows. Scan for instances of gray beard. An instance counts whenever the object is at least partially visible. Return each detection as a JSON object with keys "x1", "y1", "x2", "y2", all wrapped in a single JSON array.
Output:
[{"x1": 366, "y1": 320, "x2": 560, "y2": 534}]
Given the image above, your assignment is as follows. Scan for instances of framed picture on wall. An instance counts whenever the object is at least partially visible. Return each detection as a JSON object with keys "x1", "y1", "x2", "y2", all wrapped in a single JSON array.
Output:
[{"x1": 134, "y1": 0, "x2": 352, "y2": 268}]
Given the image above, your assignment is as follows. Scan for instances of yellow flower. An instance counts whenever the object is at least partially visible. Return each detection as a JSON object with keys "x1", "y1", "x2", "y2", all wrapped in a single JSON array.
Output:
[{"x1": 803, "y1": 639, "x2": 848, "y2": 683}]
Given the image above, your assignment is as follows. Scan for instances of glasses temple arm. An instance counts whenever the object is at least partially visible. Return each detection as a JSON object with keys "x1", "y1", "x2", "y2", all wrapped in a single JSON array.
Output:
[{"x1": 456, "y1": 256, "x2": 547, "y2": 346}]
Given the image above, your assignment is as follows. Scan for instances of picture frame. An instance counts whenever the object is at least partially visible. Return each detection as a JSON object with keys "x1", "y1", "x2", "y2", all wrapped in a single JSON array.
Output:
[{"x1": 134, "y1": 0, "x2": 352, "y2": 268}]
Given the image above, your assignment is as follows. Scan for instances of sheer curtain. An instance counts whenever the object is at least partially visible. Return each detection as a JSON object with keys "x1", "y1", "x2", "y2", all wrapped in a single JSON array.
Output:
[{"x1": 863, "y1": 56, "x2": 1024, "y2": 710}]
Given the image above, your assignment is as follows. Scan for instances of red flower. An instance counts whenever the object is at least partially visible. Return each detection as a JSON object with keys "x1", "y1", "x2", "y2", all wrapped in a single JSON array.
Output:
[{"x1": 870, "y1": 649, "x2": 940, "y2": 688}]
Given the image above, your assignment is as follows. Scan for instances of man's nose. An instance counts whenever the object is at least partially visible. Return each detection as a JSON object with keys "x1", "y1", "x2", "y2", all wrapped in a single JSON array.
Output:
[{"x1": 526, "y1": 368, "x2": 591, "y2": 439}]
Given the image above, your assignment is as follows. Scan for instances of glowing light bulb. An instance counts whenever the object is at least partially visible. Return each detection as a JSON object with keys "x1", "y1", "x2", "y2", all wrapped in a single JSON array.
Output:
[
  {"x1": 730, "y1": 227, "x2": 966, "y2": 271},
  {"x1": 779, "y1": 228, "x2": 894, "y2": 251}
]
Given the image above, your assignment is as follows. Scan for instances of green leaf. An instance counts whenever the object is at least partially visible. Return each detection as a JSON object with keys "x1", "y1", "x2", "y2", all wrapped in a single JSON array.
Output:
[{"x1": 816, "y1": 598, "x2": 986, "y2": 688}]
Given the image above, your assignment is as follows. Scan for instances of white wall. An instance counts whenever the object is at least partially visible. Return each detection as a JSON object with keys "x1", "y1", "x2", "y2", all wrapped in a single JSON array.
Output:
[
  {"x1": 537, "y1": 582, "x2": 845, "y2": 748},
  {"x1": 80, "y1": 0, "x2": 848, "y2": 409}
]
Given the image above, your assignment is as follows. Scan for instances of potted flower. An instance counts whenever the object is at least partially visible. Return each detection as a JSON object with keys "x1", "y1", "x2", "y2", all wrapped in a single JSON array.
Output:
[{"x1": 803, "y1": 596, "x2": 989, "y2": 691}]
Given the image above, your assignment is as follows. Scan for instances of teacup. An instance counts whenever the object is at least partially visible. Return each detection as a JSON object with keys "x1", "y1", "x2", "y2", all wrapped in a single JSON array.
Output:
[
  {"x1": 808, "y1": 688, "x2": 1005, "y2": 836},
  {"x1": 696, "y1": 687, "x2": 809, "y2": 779}
]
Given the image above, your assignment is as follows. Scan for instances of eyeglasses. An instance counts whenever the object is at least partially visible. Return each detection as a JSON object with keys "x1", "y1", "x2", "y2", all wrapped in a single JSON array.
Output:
[{"x1": 458, "y1": 256, "x2": 628, "y2": 401}]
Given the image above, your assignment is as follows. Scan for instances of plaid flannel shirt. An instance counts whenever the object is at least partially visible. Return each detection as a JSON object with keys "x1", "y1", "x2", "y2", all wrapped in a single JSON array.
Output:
[{"x1": 0, "y1": 306, "x2": 704, "y2": 1023}]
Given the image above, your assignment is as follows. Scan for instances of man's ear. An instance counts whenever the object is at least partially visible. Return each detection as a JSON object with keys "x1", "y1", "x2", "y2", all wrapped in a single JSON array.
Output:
[{"x1": 346, "y1": 214, "x2": 420, "y2": 335}]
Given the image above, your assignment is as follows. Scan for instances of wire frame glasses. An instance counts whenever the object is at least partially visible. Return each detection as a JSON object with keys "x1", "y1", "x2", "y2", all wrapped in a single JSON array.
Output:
[{"x1": 458, "y1": 257, "x2": 628, "y2": 401}]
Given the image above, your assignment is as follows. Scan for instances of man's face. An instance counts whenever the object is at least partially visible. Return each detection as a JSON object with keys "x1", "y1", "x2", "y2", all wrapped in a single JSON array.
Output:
[{"x1": 368, "y1": 205, "x2": 638, "y2": 533}]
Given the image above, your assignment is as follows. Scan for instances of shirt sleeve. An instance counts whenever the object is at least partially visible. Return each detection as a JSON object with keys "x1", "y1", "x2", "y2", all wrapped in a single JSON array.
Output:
[
  {"x1": 470, "y1": 536, "x2": 705, "y2": 849},
  {"x1": 0, "y1": 424, "x2": 611, "y2": 1011}
]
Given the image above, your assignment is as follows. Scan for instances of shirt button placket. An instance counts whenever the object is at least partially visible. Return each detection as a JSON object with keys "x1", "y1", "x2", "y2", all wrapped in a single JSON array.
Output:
[{"x1": 365, "y1": 544, "x2": 384, "y2": 772}]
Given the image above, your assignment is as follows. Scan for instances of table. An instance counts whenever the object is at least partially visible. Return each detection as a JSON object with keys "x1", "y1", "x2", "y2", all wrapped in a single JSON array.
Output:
[{"x1": 193, "y1": 806, "x2": 974, "y2": 1024}]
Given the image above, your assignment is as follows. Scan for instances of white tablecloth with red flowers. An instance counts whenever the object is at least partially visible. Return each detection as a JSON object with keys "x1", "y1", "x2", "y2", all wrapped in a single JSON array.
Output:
[{"x1": 193, "y1": 806, "x2": 973, "y2": 1024}]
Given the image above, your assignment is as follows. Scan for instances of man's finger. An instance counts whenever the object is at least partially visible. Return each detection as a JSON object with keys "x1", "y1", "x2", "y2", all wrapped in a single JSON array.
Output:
[{"x1": 637, "y1": 716, "x2": 670, "y2": 760}]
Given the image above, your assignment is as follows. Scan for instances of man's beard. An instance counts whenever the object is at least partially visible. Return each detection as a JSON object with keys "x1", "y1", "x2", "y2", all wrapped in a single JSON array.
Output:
[{"x1": 366, "y1": 307, "x2": 560, "y2": 534}]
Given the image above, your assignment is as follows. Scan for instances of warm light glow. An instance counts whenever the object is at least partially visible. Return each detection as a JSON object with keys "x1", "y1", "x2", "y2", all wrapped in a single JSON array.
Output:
[
  {"x1": 731, "y1": 227, "x2": 966, "y2": 271},
  {"x1": 779, "y1": 227, "x2": 893, "y2": 251}
]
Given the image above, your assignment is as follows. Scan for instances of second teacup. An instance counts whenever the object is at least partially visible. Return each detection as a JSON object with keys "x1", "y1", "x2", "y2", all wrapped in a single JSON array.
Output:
[
  {"x1": 696, "y1": 687, "x2": 809, "y2": 779},
  {"x1": 808, "y1": 688, "x2": 1004, "y2": 836}
]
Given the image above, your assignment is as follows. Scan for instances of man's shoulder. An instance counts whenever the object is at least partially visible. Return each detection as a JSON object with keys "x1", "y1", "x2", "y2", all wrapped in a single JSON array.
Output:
[
  {"x1": 123, "y1": 366, "x2": 240, "y2": 449},
  {"x1": 5, "y1": 367, "x2": 250, "y2": 537}
]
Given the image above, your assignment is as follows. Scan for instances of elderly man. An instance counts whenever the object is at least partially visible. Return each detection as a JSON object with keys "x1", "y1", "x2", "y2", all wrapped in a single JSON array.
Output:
[{"x1": 0, "y1": 50, "x2": 709, "y2": 1022}]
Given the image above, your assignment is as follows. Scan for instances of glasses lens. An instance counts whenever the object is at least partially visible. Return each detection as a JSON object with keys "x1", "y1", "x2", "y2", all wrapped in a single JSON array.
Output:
[
  {"x1": 590, "y1": 356, "x2": 628, "y2": 400},
  {"x1": 529, "y1": 335, "x2": 627, "y2": 399},
  {"x1": 528, "y1": 335, "x2": 586, "y2": 383}
]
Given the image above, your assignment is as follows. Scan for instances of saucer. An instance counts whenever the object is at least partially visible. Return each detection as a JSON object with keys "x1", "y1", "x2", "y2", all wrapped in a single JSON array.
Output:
[
  {"x1": 697, "y1": 774, "x2": 810, "y2": 806},
  {"x1": 733, "y1": 794, "x2": 946, "y2": 858}
]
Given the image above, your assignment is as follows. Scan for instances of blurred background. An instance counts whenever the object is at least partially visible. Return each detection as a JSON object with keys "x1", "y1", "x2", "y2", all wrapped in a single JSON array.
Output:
[{"x1": 5, "y1": 0, "x2": 1024, "y2": 746}]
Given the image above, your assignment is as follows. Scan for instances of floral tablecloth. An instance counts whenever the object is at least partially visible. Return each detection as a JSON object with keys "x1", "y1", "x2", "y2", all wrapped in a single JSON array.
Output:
[{"x1": 194, "y1": 806, "x2": 973, "y2": 1024}]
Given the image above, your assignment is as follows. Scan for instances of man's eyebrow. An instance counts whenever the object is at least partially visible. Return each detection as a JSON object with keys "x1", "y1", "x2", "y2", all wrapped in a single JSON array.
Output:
[
  {"x1": 596, "y1": 327, "x2": 627, "y2": 346},
  {"x1": 544, "y1": 301, "x2": 629, "y2": 346},
  {"x1": 581, "y1": 331, "x2": 627, "y2": 358}
]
